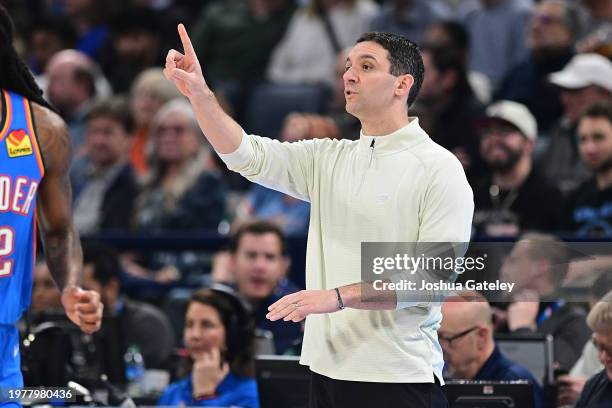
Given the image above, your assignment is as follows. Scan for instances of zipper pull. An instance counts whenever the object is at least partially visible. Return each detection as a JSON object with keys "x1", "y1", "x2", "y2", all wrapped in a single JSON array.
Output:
[{"x1": 369, "y1": 139, "x2": 375, "y2": 167}]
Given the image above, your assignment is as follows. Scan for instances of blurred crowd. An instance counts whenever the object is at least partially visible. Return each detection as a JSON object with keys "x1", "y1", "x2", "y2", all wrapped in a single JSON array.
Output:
[{"x1": 4, "y1": 0, "x2": 612, "y2": 406}]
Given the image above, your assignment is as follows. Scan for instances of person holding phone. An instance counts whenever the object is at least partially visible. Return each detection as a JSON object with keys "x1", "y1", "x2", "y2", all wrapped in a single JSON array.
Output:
[{"x1": 158, "y1": 287, "x2": 259, "y2": 407}]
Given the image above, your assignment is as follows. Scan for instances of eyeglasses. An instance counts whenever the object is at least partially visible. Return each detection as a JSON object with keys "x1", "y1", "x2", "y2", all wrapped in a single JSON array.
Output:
[
  {"x1": 439, "y1": 326, "x2": 479, "y2": 347},
  {"x1": 592, "y1": 337, "x2": 612, "y2": 356}
]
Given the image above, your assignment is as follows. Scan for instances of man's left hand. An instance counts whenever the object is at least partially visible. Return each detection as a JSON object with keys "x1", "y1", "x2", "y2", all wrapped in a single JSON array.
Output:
[
  {"x1": 266, "y1": 290, "x2": 339, "y2": 322},
  {"x1": 61, "y1": 286, "x2": 104, "y2": 334}
]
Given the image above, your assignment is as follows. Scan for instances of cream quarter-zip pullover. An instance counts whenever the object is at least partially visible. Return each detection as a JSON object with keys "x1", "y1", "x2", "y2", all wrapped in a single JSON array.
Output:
[{"x1": 219, "y1": 117, "x2": 474, "y2": 383}]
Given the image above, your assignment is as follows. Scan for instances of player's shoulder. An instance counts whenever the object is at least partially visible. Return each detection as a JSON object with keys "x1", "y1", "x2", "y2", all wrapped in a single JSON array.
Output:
[
  {"x1": 30, "y1": 101, "x2": 70, "y2": 150},
  {"x1": 30, "y1": 102, "x2": 72, "y2": 171},
  {"x1": 31, "y1": 102, "x2": 68, "y2": 138}
]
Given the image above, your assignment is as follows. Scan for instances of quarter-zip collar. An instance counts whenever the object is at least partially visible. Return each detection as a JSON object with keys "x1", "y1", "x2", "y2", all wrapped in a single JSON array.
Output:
[{"x1": 358, "y1": 117, "x2": 429, "y2": 156}]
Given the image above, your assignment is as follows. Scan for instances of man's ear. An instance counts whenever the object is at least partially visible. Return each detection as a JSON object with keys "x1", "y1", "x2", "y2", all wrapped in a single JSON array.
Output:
[
  {"x1": 477, "y1": 326, "x2": 490, "y2": 350},
  {"x1": 395, "y1": 73, "x2": 414, "y2": 97}
]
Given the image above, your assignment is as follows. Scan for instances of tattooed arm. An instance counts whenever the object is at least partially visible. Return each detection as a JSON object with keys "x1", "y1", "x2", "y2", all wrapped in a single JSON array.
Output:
[{"x1": 33, "y1": 103, "x2": 102, "y2": 334}]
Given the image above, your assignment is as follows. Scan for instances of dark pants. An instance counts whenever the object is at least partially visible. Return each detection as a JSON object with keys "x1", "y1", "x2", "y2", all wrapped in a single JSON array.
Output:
[{"x1": 309, "y1": 371, "x2": 449, "y2": 408}]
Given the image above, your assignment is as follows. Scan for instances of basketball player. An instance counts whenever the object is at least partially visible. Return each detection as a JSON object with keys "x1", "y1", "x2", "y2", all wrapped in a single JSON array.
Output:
[{"x1": 0, "y1": 6, "x2": 103, "y2": 402}]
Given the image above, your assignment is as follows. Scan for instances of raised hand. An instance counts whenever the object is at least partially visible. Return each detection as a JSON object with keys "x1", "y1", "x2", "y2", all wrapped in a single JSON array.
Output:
[
  {"x1": 164, "y1": 24, "x2": 209, "y2": 99},
  {"x1": 191, "y1": 348, "x2": 230, "y2": 397}
]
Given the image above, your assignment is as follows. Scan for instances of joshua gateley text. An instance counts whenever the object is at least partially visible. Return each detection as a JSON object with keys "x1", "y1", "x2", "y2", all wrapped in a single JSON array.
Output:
[{"x1": 373, "y1": 279, "x2": 515, "y2": 292}]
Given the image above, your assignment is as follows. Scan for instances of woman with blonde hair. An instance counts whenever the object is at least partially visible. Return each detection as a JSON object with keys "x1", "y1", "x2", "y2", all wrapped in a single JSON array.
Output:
[
  {"x1": 130, "y1": 68, "x2": 182, "y2": 175},
  {"x1": 133, "y1": 98, "x2": 226, "y2": 232}
]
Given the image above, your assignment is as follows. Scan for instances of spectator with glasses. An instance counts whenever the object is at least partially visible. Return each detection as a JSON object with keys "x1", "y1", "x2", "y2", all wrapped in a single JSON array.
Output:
[
  {"x1": 496, "y1": 0, "x2": 579, "y2": 134},
  {"x1": 575, "y1": 289, "x2": 612, "y2": 407},
  {"x1": 440, "y1": 290, "x2": 543, "y2": 408}
]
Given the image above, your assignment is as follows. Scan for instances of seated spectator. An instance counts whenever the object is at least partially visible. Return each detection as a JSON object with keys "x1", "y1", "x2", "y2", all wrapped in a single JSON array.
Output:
[
  {"x1": 83, "y1": 243, "x2": 174, "y2": 376},
  {"x1": 562, "y1": 99, "x2": 612, "y2": 237},
  {"x1": 30, "y1": 261, "x2": 63, "y2": 316},
  {"x1": 71, "y1": 98, "x2": 138, "y2": 234},
  {"x1": 129, "y1": 68, "x2": 182, "y2": 176},
  {"x1": 132, "y1": 98, "x2": 227, "y2": 232},
  {"x1": 236, "y1": 185, "x2": 310, "y2": 236},
  {"x1": 63, "y1": 0, "x2": 110, "y2": 59},
  {"x1": 575, "y1": 289, "x2": 612, "y2": 407},
  {"x1": 82, "y1": 242, "x2": 175, "y2": 382},
  {"x1": 440, "y1": 290, "x2": 543, "y2": 408},
  {"x1": 26, "y1": 16, "x2": 76, "y2": 75},
  {"x1": 496, "y1": 0, "x2": 578, "y2": 134},
  {"x1": 268, "y1": 0, "x2": 378, "y2": 87},
  {"x1": 123, "y1": 99, "x2": 227, "y2": 283},
  {"x1": 436, "y1": 0, "x2": 480, "y2": 19},
  {"x1": 369, "y1": 0, "x2": 449, "y2": 45},
  {"x1": 464, "y1": 0, "x2": 533, "y2": 91},
  {"x1": 498, "y1": 233, "x2": 591, "y2": 371},
  {"x1": 422, "y1": 20, "x2": 491, "y2": 103},
  {"x1": 44, "y1": 49, "x2": 99, "y2": 152},
  {"x1": 225, "y1": 220, "x2": 303, "y2": 354},
  {"x1": 537, "y1": 53, "x2": 612, "y2": 194},
  {"x1": 190, "y1": 0, "x2": 296, "y2": 118},
  {"x1": 557, "y1": 272, "x2": 612, "y2": 406},
  {"x1": 472, "y1": 101, "x2": 563, "y2": 236},
  {"x1": 158, "y1": 287, "x2": 259, "y2": 408},
  {"x1": 98, "y1": 7, "x2": 165, "y2": 93},
  {"x1": 414, "y1": 45, "x2": 485, "y2": 181}
]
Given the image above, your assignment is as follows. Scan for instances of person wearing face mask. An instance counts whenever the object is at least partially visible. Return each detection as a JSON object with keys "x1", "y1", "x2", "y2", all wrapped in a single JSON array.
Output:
[{"x1": 158, "y1": 287, "x2": 259, "y2": 407}]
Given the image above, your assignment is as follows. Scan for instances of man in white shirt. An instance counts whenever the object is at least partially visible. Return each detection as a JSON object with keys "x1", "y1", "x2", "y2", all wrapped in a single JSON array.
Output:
[{"x1": 164, "y1": 26, "x2": 473, "y2": 408}]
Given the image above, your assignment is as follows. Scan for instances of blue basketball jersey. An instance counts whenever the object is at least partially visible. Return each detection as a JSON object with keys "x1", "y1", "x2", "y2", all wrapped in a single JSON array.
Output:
[{"x1": 0, "y1": 89, "x2": 45, "y2": 325}]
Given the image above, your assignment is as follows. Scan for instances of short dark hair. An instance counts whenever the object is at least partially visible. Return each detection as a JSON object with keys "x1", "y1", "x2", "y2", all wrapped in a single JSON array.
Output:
[
  {"x1": 580, "y1": 99, "x2": 612, "y2": 124},
  {"x1": 356, "y1": 32, "x2": 425, "y2": 107},
  {"x1": 422, "y1": 45, "x2": 471, "y2": 95},
  {"x1": 111, "y1": 7, "x2": 161, "y2": 36},
  {"x1": 228, "y1": 220, "x2": 286, "y2": 255},
  {"x1": 87, "y1": 97, "x2": 135, "y2": 134},
  {"x1": 82, "y1": 241, "x2": 121, "y2": 286},
  {"x1": 428, "y1": 21, "x2": 470, "y2": 51}
]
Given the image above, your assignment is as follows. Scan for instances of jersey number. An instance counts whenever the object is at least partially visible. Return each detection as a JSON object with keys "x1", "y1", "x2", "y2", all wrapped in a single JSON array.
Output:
[{"x1": 0, "y1": 227, "x2": 15, "y2": 277}]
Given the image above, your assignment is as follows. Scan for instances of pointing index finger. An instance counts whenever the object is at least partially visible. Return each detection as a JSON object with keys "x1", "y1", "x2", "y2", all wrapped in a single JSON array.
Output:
[{"x1": 178, "y1": 23, "x2": 195, "y2": 57}]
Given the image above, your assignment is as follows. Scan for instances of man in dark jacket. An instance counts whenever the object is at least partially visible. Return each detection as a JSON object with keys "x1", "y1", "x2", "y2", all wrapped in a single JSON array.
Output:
[
  {"x1": 441, "y1": 290, "x2": 543, "y2": 408},
  {"x1": 499, "y1": 233, "x2": 591, "y2": 371},
  {"x1": 71, "y1": 98, "x2": 138, "y2": 234}
]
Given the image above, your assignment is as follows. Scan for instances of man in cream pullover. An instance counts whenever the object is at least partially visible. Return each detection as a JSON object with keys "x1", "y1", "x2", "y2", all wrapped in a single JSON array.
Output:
[{"x1": 165, "y1": 26, "x2": 473, "y2": 408}]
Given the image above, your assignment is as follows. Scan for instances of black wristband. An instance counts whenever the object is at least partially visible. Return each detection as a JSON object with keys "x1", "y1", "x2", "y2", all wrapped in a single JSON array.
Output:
[{"x1": 335, "y1": 287, "x2": 345, "y2": 310}]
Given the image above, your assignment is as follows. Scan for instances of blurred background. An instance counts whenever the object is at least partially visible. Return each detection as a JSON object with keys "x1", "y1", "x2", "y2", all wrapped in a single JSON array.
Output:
[{"x1": 3, "y1": 0, "x2": 612, "y2": 406}]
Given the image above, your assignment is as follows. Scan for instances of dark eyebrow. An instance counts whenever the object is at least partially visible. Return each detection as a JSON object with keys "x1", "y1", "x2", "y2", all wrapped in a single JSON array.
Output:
[{"x1": 346, "y1": 54, "x2": 379, "y2": 64}]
